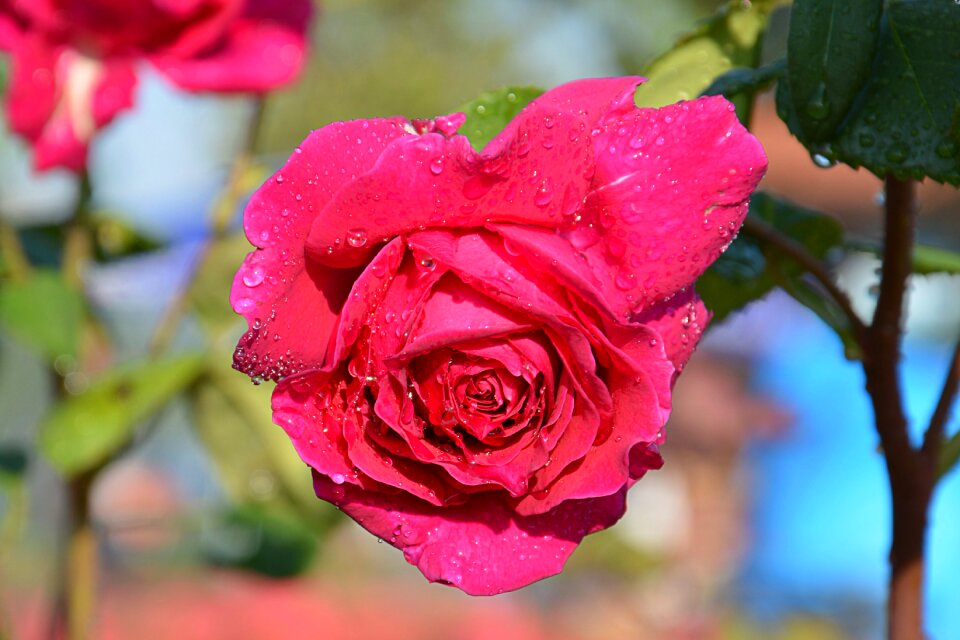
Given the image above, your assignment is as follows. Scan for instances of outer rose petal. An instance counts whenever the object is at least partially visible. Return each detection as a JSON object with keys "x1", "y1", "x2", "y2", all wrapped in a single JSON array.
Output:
[
  {"x1": 304, "y1": 77, "x2": 647, "y2": 269},
  {"x1": 0, "y1": 1, "x2": 22, "y2": 48},
  {"x1": 631, "y1": 287, "x2": 709, "y2": 374},
  {"x1": 91, "y1": 60, "x2": 137, "y2": 128},
  {"x1": 231, "y1": 119, "x2": 412, "y2": 380},
  {"x1": 582, "y1": 96, "x2": 767, "y2": 316},
  {"x1": 315, "y1": 473, "x2": 628, "y2": 595},
  {"x1": 5, "y1": 34, "x2": 59, "y2": 141},
  {"x1": 152, "y1": 0, "x2": 312, "y2": 92}
]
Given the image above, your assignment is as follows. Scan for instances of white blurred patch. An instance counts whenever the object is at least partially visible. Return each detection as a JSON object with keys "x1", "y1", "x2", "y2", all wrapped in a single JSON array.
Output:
[{"x1": 617, "y1": 467, "x2": 690, "y2": 553}]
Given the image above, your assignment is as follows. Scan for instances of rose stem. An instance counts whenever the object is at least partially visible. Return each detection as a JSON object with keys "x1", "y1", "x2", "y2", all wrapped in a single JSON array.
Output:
[
  {"x1": 861, "y1": 176, "x2": 932, "y2": 640},
  {"x1": 148, "y1": 97, "x2": 266, "y2": 356},
  {"x1": 62, "y1": 172, "x2": 93, "y2": 288},
  {"x1": 65, "y1": 470, "x2": 97, "y2": 640},
  {"x1": 46, "y1": 172, "x2": 100, "y2": 640}
]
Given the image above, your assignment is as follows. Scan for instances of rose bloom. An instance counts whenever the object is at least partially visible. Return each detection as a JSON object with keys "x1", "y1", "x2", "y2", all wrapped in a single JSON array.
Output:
[
  {"x1": 231, "y1": 77, "x2": 766, "y2": 595},
  {"x1": 0, "y1": 0, "x2": 313, "y2": 171}
]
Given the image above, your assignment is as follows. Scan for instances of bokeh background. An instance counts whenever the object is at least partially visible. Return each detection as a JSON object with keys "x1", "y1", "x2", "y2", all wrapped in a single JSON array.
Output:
[{"x1": 1, "y1": 1, "x2": 959, "y2": 638}]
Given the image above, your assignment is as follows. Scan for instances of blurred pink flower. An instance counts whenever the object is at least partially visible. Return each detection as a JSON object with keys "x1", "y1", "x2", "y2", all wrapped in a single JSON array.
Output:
[{"x1": 0, "y1": 0, "x2": 313, "y2": 171}]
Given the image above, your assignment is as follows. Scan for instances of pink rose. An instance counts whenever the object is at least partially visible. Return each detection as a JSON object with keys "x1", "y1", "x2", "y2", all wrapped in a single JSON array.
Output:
[
  {"x1": 0, "y1": 0, "x2": 313, "y2": 171},
  {"x1": 231, "y1": 77, "x2": 766, "y2": 594}
]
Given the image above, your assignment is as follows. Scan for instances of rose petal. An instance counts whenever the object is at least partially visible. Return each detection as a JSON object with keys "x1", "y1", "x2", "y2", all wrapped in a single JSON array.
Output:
[
  {"x1": 91, "y1": 60, "x2": 137, "y2": 128},
  {"x1": 393, "y1": 274, "x2": 536, "y2": 362},
  {"x1": 5, "y1": 34, "x2": 60, "y2": 144},
  {"x1": 303, "y1": 78, "x2": 649, "y2": 269},
  {"x1": 272, "y1": 370, "x2": 375, "y2": 492},
  {"x1": 152, "y1": 0, "x2": 312, "y2": 92},
  {"x1": 407, "y1": 229, "x2": 613, "y2": 416},
  {"x1": 514, "y1": 364, "x2": 665, "y2": 515},
  {"x1": 231, "y1": 118, "x2": 411, "y2": 380},
  {"x1": 315, "y1": 474, "x2": 628, "y2": 595},
  {"x1": 631, "y1": 287, "x2": 709, "y2": 375},
  {"x1": 580, "y1": 95, "x2": 767, "y2": 315},
  {"x1": 0, "y1": 4, "x2": 23, "y2": 49},
  {"x1": 275, "y1": 367, "x2": 459, "y2": 506}
]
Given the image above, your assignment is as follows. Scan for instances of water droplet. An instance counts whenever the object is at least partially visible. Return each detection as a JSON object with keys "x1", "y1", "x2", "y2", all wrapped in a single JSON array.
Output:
[
  {"x1": 811, "y1": 152, "x2": 835, "y2": 168},
  {"x1": 935, "y1": 141, "x2": 957, "y2": 159},
  {"x1": 614, "y1": 269, "x2": 635, "y2": 291},
  {"x1": 243, "y1": 266, "x2": 265, "y2": 287},
  {"x1": 475, "y1": 104, "x2": 487, "y2": 115},
  {"x1": 885, "y1": 143, "x2": 908, "y2": 164},
  {"x1": 419, "y1": 256, "x2": 436, "y2": 271},
  {"x1": 234, "y1": 298, "x2": 256, "y2": 314},
  {"x1": 463, "y1": 174, "x2": 494, "y2": 200},
  {"x1": 534, "y1": 179, "x2": 553, "y2": 207},
  {"x1": 251, "y1": 375, "x2": 264, "y2": 386},
  {"x1": 275, "y1": 173, "x2": 284, "y2": 184},
  {"x1": 430, "y1": 157, "x2": 444, "y2": 175},
  {"x1": 331, "y1": 473, "x2": 346, "y2": 485},
  {"x1": 346, "y1": 228, "x2": 368, "y2": 248}
]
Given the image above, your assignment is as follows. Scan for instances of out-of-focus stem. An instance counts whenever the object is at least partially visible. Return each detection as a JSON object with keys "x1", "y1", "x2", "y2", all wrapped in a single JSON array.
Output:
[
  {"x1": 148, "y1": 98, "x2": 266, "y2": 356},
  {"x1": 62, "y1": 173, "x2": 93, "y2": 289},
  {"x1": 0, "y1": 220, "x2": 31, "y2": 281},
  {"x1": 65, "y1": 472, "x2": 96, "y2": 640}
]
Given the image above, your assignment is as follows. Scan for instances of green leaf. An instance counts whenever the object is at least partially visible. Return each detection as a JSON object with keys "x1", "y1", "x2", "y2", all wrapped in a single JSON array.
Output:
[
  {"x1": 635, "y1": 0, "x2": 786, "y2": 110},
  {"x1": 90, "y1": 214, "x2": 161, "y2": 261},
  {"x1": 913, "y1": 244, "x2": 960, "y2": 275},
  {"x1": 0, "y1": 270, "x2": 83, "y2": 361},
  {"x1": 701, "y1": 59, "x2": 786, "y2": 100},
  {"x1": 39, "y1": 354, "x2": 204, "y2": 476},
  {"x1": 780, "y1": 0, "x2": 960, "y2": 184},
  {"x1": 699, "y1": 193, "x2": 845, "y2": 322},
  {"x1": 201, "y1": 505, "x2": 317, "y2": 578},
  {"x1": 779, "y1": 0, "x2": 884, "y2": 143},
  {"x1": 847, "y1": 240, "x2": 960, "y2": 275},
  {"x1": 457, "y1": 87, "x2": 544, "y2": 151},
  {"x1": 0, "y1": 445, "x2": 27, "y2": 480}
]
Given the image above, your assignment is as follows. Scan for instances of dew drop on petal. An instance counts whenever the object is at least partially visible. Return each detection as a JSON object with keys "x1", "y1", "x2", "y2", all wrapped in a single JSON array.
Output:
[
  {"x1": 331, "y1": 473, "x2": 346, "y2": 485},
  {"x1": 430, "y1": 157, "x2": 444, "y2": 175},
  {"x1": 346, "y1": 228, "x2": 368, "y2": 248},
  {"x1": 614, "y1": 269, "x2": 636, "y2": 291},
  {"x1": 235, "y1": 297, "x2": 256, "y2": 314},
  {"x1": 243, "y1": 266, "x2": 265, "y2": 287},
  {"x1": 534, "y1": 179, "x2": 553, "y2": 207}
]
